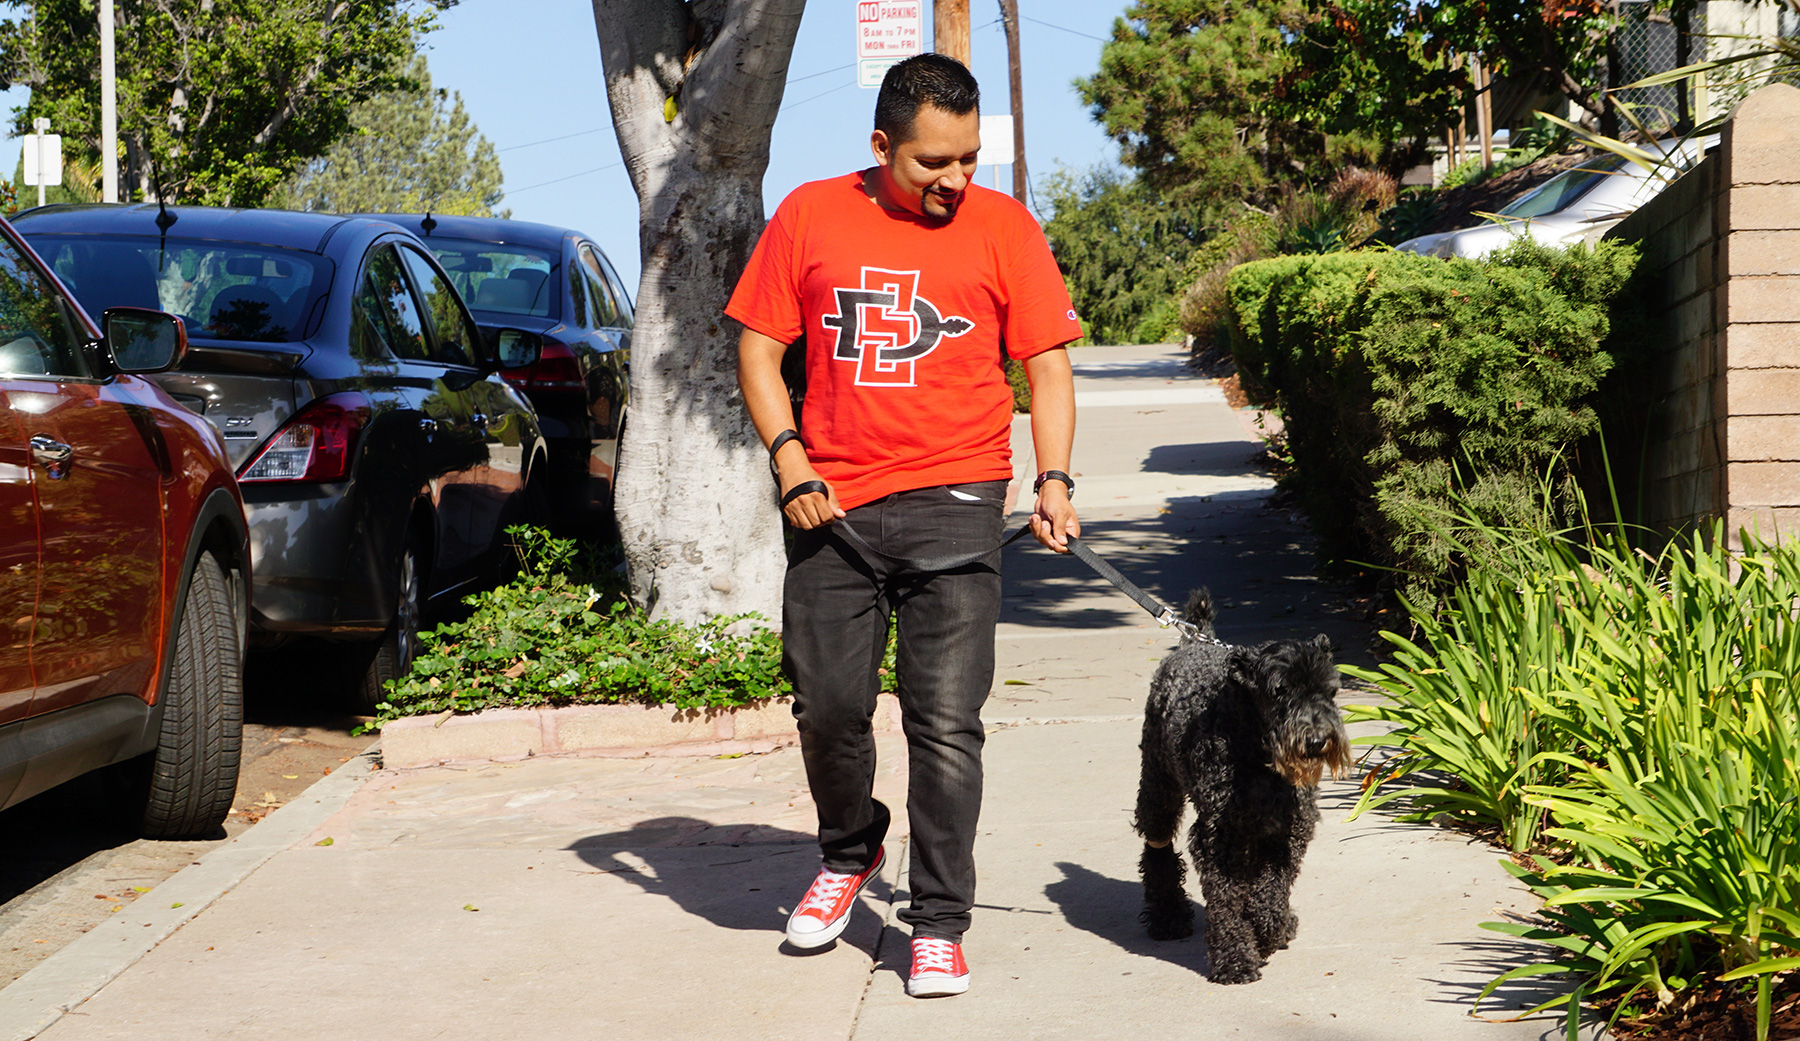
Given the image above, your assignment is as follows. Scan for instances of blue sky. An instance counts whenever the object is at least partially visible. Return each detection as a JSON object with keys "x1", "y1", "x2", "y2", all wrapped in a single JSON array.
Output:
[{"x1": 1, "y1": 0, "x2": 1127, "y2": 291}]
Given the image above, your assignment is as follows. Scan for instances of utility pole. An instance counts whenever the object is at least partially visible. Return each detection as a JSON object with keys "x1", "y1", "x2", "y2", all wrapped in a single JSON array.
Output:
[
  {"x1": 33, "y1": 118, "x2": 48, "y2": 208},
  {"x1": 998, "y1": 0, "x2": 1027, "y2": 203},
  {"x1": 1474, "y1": 55, "x2": 1493, "y2": 172},
  {"x1": 935, "y1": 0, "x2": 970, "y2": 67},
  {"x1": 100, "y1": 0, "x2": 117, "y2": 202}
]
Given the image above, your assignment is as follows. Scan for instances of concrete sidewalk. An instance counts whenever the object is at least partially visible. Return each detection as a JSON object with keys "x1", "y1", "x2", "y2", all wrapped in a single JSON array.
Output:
[{"x1": 3, "y1": 344, "x2": 1579, "y2": 1041}]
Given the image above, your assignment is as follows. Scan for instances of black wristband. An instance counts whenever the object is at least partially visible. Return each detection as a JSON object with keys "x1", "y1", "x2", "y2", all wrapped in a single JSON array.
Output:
[
  {"x1": 1033, "y1": 470, "x2": 1075, "y2": 498},
  {"x1": 768, "y1": 429, "x2": 802, "y2": 479}
]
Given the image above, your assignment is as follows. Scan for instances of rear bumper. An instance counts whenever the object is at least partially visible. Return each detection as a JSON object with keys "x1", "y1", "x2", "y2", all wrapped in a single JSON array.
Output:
[{"x1": 242, "y1": 482, "x2": 388, "y2": 635}]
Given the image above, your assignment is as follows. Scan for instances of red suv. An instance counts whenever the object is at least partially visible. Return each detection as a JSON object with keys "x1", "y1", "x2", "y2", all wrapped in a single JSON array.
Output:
[{"x1": 0, "y1": 216, "x2": 249, "y2": 839}]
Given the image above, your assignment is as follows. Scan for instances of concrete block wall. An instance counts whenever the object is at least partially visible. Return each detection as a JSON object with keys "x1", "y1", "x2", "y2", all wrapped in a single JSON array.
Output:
[{"x1": 1606, "y1": 83, "x2": 1800, "y2": 544}]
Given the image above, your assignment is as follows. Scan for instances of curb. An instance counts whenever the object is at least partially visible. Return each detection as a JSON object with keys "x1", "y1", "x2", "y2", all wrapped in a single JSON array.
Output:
[
  {"x1": 0, "y1": 746, "x2": 379, "y2": 1041},
  {"x1": 380, "y1": 693, "x2": 903, "y2": 769}
]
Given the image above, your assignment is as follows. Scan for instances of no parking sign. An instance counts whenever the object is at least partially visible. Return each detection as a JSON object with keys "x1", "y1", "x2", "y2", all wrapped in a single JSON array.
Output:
[{"x1": 856, "y1": 0, "x2": 923, "y2": 87}]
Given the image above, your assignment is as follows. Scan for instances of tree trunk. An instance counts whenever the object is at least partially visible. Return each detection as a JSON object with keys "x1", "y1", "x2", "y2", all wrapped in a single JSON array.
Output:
[{"x1": 591, "y1": 0, "x2": 804, "y2": 626}]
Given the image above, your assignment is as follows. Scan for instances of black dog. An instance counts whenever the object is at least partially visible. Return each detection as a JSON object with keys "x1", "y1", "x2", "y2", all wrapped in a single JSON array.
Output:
[{"x1": 1133, "y1": 590, "x2": 1351, "y2": 984}]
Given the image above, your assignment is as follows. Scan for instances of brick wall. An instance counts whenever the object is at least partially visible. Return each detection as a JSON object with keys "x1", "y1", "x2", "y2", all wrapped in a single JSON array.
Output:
[{"x1": 1605, "y1": 83, "x2": 1800, "y2": 545}]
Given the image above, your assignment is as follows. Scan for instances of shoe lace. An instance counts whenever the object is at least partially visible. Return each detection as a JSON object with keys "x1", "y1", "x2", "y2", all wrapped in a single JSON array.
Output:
[
  {"x1": 796, "y1": 870, "x2": 855, "y2": 915},
  {"x1": 912, "y1": 938, "x2": 960, "y2": 974}
]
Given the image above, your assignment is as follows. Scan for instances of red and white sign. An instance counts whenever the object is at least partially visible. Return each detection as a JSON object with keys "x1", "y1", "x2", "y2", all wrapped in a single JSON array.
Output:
[{"x1": 856, "y1": 0, "x2": 922, "y2": 87}]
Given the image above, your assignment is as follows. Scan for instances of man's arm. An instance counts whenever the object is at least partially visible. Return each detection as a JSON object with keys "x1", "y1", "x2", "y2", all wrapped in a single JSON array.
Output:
[
  {"x1": 737, "y1": 327, "x2": 845, "y2": 529},
  {"x1": 1023, "y1": 347, "x2": 1079, "y2": 553}
]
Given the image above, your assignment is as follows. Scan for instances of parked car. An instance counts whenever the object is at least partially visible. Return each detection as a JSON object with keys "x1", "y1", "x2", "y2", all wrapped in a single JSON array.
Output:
[
  {"x1": 355, "y1": 214, "x2": 630, "y2": 529},
  {"x1": 13, "y1": 204, "x2": 546, "y2": 712},
  {"x1": 0, "y1": 214, "x2": 250, "y2": 837},
  {"x1": 1397, "y1": 136, "x2": 1718, "y2": 259}
]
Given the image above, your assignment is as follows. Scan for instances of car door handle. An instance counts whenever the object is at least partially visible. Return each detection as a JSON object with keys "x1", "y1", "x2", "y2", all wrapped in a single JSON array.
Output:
[{"x1": 29, "y1": 434, "x2": 72, "y2": 480}]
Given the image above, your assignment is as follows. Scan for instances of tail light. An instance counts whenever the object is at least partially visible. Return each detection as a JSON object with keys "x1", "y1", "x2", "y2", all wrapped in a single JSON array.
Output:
[
  {"x1": 239, "y1": 392, "x2": 371, "y2": 482},
  {"x1": 502, "y1": 338, "x2": 582, "y2": 392}
]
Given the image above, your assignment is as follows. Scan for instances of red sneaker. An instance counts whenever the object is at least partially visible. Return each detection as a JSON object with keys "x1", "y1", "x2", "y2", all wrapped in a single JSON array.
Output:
[
  {"x1": 906, "y1": 936, "x2": 970, "y2": 997},
  {"x1": 784, "y1": 846, "x2": 885, "y2": 949}
]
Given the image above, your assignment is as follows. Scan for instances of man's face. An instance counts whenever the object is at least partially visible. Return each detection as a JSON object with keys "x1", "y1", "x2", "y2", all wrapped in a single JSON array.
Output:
[{"x1": 869, "y1": 104, "x2": 981, "y2": 221}]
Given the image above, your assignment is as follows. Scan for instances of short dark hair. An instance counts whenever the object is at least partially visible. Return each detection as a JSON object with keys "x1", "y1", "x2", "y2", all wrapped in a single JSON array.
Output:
[{"x1": 874, "y1": 54, "x2": 979, "y2": 144}]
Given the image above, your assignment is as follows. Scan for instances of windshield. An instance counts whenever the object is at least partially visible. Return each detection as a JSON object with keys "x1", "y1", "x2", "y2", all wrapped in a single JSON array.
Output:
[
  {"x1": 426, "y1": 238, "x2": 560, "y2": 320},
  {"x1": 1496, "y1": 156, "x2": 1632, "y2": 220},
  {"x1": 31, "y1": 236, "x2": 332, "y2": 344}
]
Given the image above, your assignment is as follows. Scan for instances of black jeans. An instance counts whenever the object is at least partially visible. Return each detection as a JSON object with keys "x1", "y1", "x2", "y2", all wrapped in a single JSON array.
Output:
[{"x1": 783, "y1": 480, "x2": 1007, "y2": 943}]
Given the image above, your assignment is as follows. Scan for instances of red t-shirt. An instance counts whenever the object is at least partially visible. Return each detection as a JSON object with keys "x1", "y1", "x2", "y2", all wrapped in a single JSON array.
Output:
[{"x1": 726, "y1": 172, "x2": 1081, "y2": 511}]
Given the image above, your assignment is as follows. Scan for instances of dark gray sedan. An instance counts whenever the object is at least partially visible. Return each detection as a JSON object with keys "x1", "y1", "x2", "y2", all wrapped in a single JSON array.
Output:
[
  {"x1": 356, "y1": 214, "x2": 631, "y2": 530},
  {"x1": 14, "y1": 205, "x2": 548, "y2": 710}
]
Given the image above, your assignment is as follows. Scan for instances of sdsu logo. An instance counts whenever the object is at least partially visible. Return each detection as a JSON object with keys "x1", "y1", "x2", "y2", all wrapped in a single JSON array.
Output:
[{"x1": 822, "y1": 267, "x2": 973, "y2": 387}]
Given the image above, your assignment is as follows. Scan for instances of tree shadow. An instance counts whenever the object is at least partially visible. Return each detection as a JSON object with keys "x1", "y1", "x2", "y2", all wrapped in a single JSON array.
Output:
[
  {"x1": 566, "y1": 816, "x2": 891, "y2": 958},
  {"x1": 1041, "y1": 860, "x2": 1212, "y2": 977},
  {"x1": 1139, "y1": 441, "x2": 1268, "y2": 477}
]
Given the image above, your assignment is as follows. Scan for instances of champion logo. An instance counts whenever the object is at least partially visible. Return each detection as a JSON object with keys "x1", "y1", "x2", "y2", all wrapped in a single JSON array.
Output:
[{"x1": 822, "y1": 267, "x2": 973, "y2": 387}]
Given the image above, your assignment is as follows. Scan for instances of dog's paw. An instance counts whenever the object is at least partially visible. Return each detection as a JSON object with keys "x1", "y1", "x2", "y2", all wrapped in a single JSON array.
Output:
[
  {"x1": 1139, "y1": 906, "x2": 1196, "y2": 941},
  {"x1": 1207, "y1": 963, "x2": 1262, "y2": 985}
]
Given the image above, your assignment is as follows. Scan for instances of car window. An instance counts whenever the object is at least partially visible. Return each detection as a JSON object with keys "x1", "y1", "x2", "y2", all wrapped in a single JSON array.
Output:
[
  {"x1": 578, "y1": 246, "x2": 620, "y2": 328},
  {"x1": 32, "y1": 236, "x2": 329, "y2": 345},
  {"x1": 1497, "y1": 157, "x2": 1628, "y2": 220},
  {"x1": 566, "y1": 257, "x2": 591, "y2": 331},
  {"x1": 428, "y1": 239, "x2": 559, "y2": 320},
  {"x1": 357, "y1": 245, "x2": 431, "y2": 362},
  {"x1": 0, "y1": 232, "x2": 91, "y2": 379},
  {"x1": 595, "y1": 250, "x2": 634, "y2": 328},
  {"x1": 398, "y1": 246, "x2": 478, "y2": 368}
]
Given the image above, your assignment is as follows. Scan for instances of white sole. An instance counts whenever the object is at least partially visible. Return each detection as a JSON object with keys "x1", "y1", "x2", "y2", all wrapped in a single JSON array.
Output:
[{"x1": 907, "y1": 975, "x2": 971, "y2": 997}]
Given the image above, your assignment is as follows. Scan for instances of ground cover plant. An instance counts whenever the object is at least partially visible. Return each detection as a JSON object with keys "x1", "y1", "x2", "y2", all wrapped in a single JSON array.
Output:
[
  {"x1": 1223, "y1": 238, "x2": 1637, "y2": 601},
  {"x1": 1346, "y1": 503, "x2": 1800, "y2": 1040},
  {"x1": 360, "y1": 527, "x2": 897, "y2": 732}
]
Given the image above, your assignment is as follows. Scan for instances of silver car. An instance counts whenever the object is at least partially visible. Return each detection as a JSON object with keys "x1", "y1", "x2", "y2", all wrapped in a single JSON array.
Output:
[{"x1": 1397, "y1": 136, "x2": 1717, "y2": 259}]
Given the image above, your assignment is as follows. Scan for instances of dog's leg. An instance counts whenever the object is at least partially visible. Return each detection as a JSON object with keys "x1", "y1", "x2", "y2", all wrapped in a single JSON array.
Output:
[
  {"x1": 1135, "y1": 732, "x2": 1194, "y2": 940},
  {"x1": 1194, "y1": 824, "x2": 1261, "y2": 984}
]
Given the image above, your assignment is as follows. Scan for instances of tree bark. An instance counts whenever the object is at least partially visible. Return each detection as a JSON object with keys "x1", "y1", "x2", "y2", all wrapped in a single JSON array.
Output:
[{"x1": 591, "y1": 0, "x2": 804, "y2": 626}]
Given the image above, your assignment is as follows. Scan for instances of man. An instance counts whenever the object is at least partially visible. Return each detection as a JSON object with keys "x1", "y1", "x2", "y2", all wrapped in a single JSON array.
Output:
[{"x1": 730, "y1": 53, "x2": 1080, "y2": 999}]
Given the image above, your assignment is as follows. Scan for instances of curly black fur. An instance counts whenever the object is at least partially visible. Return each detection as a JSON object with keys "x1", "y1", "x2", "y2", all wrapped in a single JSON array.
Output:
[{"x1": 1133, "y1": 591, "x2": 1349, "y2": 985}]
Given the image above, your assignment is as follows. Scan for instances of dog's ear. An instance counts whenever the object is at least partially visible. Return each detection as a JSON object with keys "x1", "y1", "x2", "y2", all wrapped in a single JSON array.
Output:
[{"x1": 1185, "y1": 588, "x2": 1215, "y2": 627}]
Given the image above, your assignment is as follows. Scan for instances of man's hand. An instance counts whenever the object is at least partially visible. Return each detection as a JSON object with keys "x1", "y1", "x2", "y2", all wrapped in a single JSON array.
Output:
[
  {"x1": 1029, "y1": 482, "x2": 1079, "y2": 553},
  {"x1": 778, "y1": 456, "x2": 846, "y2": 529}
]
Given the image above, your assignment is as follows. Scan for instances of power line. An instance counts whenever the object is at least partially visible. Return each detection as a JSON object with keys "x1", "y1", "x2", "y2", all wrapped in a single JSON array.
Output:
[
  {"x1": 506, "y1": 161, "x2": 625, "y2": 196},
  {"x1": 782, "y1": 79, "x2": 856, "y2": 111},
  {"x1": 789, "y1": 62, "x2": 856, "y2": 84},
  {"x1": 1022, "y1": 15, "x2": 1108, "y2": 42},
  {"x1": 499, "y1": 127, "x2": 609, "y2": 153}
]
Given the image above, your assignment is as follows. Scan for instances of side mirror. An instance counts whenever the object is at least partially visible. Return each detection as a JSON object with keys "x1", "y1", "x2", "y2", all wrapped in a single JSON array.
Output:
[
  {"x1": 492, "y1": 328, "x2": 542, "y2": 371},
  {"x1": 103, "y1": 307, "x2": 188, "y2": 374}
]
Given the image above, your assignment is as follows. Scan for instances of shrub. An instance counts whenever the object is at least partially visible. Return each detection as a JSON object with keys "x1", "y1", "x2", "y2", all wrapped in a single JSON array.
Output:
[
  {"x1": 360, "y1": 527, "x2": 898, "y2": 731},
  {"x1": 1348, "y1": 505, "x2": 1800, "y2": 1041},
  {"x1": 1224, "y1": 238, "x2": 1639, "y2": 597}
]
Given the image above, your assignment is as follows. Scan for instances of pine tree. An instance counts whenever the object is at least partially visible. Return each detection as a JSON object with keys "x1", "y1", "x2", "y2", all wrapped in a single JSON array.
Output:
[{"x1": 270, "y1": 54, "x2": 504, "y2": 216}]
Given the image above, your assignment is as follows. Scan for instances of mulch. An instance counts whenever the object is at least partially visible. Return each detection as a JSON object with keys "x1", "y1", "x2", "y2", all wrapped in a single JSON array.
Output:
[{"x1": 1602, "y1": 971, "x2": 1800, "y2": 1041}]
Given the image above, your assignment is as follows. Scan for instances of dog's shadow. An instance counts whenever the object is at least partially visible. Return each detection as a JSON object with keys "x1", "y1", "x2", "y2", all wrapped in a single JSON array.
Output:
[{"x1": 1043, "y1": 861, "x2": 1212, "y2": 977}]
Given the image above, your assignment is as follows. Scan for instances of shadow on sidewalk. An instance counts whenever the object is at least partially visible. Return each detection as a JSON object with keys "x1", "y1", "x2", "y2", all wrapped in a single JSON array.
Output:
[
  {"x1": 566, "y1": 817, "x2": 890, "y2": 958},
  {"x1": 1042, "y1": 861, "x2": 1212, "y2": 977},
  {"x1": 1425, "y1": 936, "x2": 1592, "y2": 1041}
]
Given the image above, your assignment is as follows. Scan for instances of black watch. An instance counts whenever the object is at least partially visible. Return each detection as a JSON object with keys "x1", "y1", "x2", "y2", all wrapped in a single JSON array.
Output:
[{"x1": 1033, "y1": 470, "x2": 1074, "y2": 498}]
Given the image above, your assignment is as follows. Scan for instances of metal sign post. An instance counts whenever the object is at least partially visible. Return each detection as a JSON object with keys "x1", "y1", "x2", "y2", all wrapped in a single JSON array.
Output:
[{"x1": 857, "y1": 0, "x2": 923, "y2": 88}]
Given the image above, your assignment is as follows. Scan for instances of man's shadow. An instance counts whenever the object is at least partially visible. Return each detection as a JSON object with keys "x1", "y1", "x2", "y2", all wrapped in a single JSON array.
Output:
[
  {"x1": 1043, "y1": 861, "x2": 1212, "y2": 977},
  {"x1": 567, "y1": 816, "x2": 892, "y2": 958}
]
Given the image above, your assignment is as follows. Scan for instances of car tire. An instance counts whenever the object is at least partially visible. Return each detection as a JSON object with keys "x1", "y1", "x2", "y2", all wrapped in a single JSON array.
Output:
[
  {"x1": 130, "y1": 550, "x2": 244, "y2": 840},
  {"x1": 349, "y1": 531, "x2": 424, "y2": 716}
]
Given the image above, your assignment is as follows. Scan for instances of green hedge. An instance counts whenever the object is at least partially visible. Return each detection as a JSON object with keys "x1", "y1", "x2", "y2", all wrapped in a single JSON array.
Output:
[{"x1": 1224, "y1": 239, "x2": 1639, "y2": 593}]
